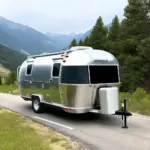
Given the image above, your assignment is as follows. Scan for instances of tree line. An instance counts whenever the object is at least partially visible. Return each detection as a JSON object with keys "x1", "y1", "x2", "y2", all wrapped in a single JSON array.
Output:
[{"x1": 69, "y1": 0, "x2": 150, "y2": 93}]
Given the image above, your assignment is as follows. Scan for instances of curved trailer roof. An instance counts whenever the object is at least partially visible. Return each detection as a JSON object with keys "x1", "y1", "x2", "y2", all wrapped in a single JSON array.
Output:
[
  {"x1": 62, "y1": 48, "x2": 119, "y2": 66},
  {"x1": 23, "y1": 46, "x2": 119, "y2": 66}
]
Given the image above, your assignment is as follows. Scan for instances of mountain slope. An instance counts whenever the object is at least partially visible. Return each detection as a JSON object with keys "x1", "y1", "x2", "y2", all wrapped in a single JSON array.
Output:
[
  {"x1": 0, "y1": 44, "x2": 27, "y2": 72},
  {"x1": 0, "y1": 16, "x2": 60, "y2": 55},
  {"x1": 46, "y1": 32, "x2": 81, "y2": 49},
  {"x1": 46, "y1": 23, "x2": 111, "y2": 49},
  {"x1": 75, "y1": 23, "x2": 111, "y2": 42}
]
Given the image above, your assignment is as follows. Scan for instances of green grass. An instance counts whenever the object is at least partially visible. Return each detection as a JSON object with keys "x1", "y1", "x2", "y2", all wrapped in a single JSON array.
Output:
[
  {"x1": 0, "y1": 84, "x2": 19, "y2": 95},
  {"x1": 120, "y1": 87, "x2": 150, "y2": 116},
  {"x1": 0, "y1": 107, "x2": 80, "y2": 150}
]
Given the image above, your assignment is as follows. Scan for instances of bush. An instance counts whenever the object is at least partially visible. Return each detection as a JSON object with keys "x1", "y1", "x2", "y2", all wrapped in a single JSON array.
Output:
[
  {"x1": 0, "y1": 77, "x2": 2, "y2": 85},
  {"x1": 0, "y1": 84, "x2": 18, "y2": 94},
  {"x1": 120, "y1": 87, "x2": 150, "y2": 115},
  {"x1": 5, "y1": 72, "x2": 16, "y2": 85}
]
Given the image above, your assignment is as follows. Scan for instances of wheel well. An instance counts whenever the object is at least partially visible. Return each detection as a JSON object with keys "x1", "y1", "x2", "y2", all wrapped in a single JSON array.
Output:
[
  {"x1": 31, "y1": 95, "x2": 43, "y2": 102},
  {"x1": 31, "y1": 95, "x2": 44, "y2": 113},
  {"x1": 31, "y1": 95, "x2": 38, "y2": 101}
]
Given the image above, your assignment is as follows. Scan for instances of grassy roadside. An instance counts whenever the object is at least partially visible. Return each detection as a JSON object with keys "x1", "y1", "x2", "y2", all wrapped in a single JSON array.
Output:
[
  {"x1": 0, "y1": 107, "x2": 80, "y2": 150},
  {"x1": 120, "y1": 87, "x2": 150, "y2": 116},
  {"x1": 0, "y1": 84, "x2": 19, "y2": 95}
]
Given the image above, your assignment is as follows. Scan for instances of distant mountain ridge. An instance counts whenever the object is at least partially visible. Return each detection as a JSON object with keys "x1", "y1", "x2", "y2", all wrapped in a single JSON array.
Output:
[
  {"x1": 46, "y1": 30, "x2": 92, "y2": 49},
  {"x1": 46, "y1": 23, "x2": 111, "y2": 49},
  {"x1": 0, "y1": 16, "x2": 60, "y2": 55},
  {"x1": 45, "y1": 31, "x2": 88, "y2": 49},
  {"x1": 0, "y1": 16, "x2": 111, "y2": 54}
]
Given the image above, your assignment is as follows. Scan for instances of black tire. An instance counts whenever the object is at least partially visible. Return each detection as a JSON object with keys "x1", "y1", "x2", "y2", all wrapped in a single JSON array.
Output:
[{"x1": 32, "y1": 97, "x2": 44, "y2": 113}]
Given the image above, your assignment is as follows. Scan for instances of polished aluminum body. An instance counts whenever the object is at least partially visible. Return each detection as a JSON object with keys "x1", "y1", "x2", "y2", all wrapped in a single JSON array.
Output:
[{"x1": 18, "y1": 46, "x2": 121, "y2": 114}]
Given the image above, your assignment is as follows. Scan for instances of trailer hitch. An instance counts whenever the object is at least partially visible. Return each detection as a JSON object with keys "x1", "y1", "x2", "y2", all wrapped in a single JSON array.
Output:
[{"x1": 115, "y1": 98, "x2": 132, "y2": 129}]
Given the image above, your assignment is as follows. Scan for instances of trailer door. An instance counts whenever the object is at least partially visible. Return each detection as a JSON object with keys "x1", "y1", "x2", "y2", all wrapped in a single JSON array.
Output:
[
  {"x1": 50, "y1": 63, "x2": 61, "y2": 104},
  {"x1": 24, "y1": 63, "x2": 34, "y2": 98}
]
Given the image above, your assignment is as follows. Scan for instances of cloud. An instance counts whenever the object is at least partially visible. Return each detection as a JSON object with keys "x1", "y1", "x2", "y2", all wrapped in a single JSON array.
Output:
[{"x1": 0, "y1": 0, "x2": 128, "y2": 33}]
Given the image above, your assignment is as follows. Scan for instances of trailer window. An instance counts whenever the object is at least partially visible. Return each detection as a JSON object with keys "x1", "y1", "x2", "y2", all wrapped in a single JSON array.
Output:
[
  {"x1": 60, "y1": 66, "x2": 89, "y2": 84},
  {"x1": 26, "y1": 64, "x2": 32, "y2": 75},
  {"x1": 52, "y1": 63, "x2": 61, "y2": 77},
  {"x1": 89, "y1": 65, "x2": 119, "y2": 84}
]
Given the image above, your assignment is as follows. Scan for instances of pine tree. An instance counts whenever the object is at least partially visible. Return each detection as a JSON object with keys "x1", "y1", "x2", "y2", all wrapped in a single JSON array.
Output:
[
  {"x1": 137, "y1": 1, "x2": 150, "y2": 77},
  {"x1": 121, "y1": 0, "x2": 149, "y2": 40},
  {"x1": 89, "y1": 16, "x2": 108, "y2": 49},
  {"x1": 137, "y1": 38, "x2": 150, "y2": 79},
  {"x1": 69, "y1": 39, "x2": 77, "y2": 48},
  {"x1": 118, "y1": 0, "x2": 150, "y2": 92},
  {"x1": 107, "y1": 16, "x2": 121, "y2": 56},
  {"x1": 121, "y1": 0, "x2": 150, "y2": 58},
  {"x1": 108, "y1": 15, "x2": 120, "y2": 41},
  {"x1": 84, "y1": 36, "x2": 90, "y2": 46},
  {"x1": 147, "y1": 1, "x2": 150, "y2": 34},
  {"x1": 78, "y1": 39, "x2": 83, "y2": 46}
]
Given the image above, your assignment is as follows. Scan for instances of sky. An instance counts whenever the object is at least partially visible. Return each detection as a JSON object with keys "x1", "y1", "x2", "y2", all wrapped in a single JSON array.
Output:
[{"x1": 0, "y1": 0, "x2": 128, "y2": 34}]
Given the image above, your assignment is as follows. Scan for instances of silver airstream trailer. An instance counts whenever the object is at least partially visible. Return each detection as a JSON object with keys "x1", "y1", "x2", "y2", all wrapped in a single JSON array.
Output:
[{"x1": 17, "y1": 46, "x2": 123, "y2": 115}]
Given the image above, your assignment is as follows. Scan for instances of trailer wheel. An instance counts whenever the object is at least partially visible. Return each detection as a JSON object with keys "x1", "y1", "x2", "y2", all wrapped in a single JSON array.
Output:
[{"x1": 32, "y1": 97, "x2": 44, "y2": 113}]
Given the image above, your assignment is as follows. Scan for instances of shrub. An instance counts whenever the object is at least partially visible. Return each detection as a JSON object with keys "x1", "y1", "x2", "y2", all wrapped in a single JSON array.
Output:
[
  {"x1": 120, "y1": 87, "x2": 150, "y2": 115},
  {"x1": 5, "y1": 72, "x2": 16, "y2": 85}
]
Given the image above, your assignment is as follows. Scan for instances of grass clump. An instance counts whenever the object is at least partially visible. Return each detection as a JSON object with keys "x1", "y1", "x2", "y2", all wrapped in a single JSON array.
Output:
[
  {"x1": 0, "y1": 84, "x2": 19, "y2": 94},
  {"x1": 0, "y1": 107, "x2": 80, "y2": 150},
  {"x1": 120, "y1": 87, "x2": 150, "y2": 116}
]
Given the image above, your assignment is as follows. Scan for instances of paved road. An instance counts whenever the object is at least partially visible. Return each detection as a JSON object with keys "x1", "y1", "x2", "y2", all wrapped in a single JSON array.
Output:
[{"x1": 0, "y1": 93, "x2": 150, "y2": 150}]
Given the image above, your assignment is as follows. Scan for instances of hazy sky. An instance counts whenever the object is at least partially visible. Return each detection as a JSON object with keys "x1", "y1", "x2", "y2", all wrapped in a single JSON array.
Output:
[{"x1": 0, "y1": 0, "x2": 128, "y2": 34}]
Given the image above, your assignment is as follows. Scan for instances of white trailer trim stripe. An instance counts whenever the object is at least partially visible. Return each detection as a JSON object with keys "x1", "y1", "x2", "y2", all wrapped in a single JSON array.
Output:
[{"x1": 33, "y1": 116, "x2": 74, "y2": 130}]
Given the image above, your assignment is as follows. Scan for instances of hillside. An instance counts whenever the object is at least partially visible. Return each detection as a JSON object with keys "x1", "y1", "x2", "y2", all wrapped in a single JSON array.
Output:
[
  {"x1": 46, "y1": 30, "x2": 92, "y2": 49},
  {"x1": 46, "y1": 31, "x2": 90, "y2": 49},
  {"x1": 0, "y1": 16, "x2": 111, "y2": 55},
  {"x1": 0, "y1": 64, "x2": 10, "y2": 78},
  {"x1": 45, "y1": 32, "x2": 81, "y2": 49},
  {"x1": 0, "y1": 16, "x2": 60, "y2": 55},
  {"x1": 0, "y1": 44, "x2": 27, "y2": 72},
  {"x1": 46, "y1": 23, "x2": 111, "y2": 49}
]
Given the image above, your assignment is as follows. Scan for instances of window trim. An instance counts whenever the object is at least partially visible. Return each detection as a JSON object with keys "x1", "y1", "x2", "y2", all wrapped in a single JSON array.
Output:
[
  {"x1": 25, "y1": 64, "x2": 33, "y2": 76},
  {"x1": 51, "y1": 63, "x2": 61, "y2": 78},
  {"x1": 17, "y1": 66, "x2": 20, "y2": 80}
]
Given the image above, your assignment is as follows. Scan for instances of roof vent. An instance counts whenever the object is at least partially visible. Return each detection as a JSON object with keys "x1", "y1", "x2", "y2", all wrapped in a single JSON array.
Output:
[{"x1": 70, "y1": 46, "x2": 93, "y2": 51}]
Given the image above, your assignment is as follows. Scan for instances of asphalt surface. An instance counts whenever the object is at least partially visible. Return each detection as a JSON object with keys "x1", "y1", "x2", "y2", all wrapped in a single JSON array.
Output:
[{"x1": 0, "y1": 93, "x2": 150, "y2": 150}]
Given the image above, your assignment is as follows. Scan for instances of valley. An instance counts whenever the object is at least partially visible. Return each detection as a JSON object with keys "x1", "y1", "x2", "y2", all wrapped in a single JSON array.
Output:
[{"x1": 0, "y1": 16, "x2": 111, "y2": 55}]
